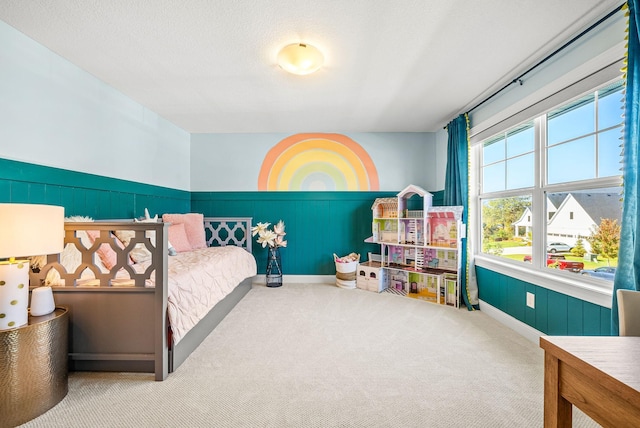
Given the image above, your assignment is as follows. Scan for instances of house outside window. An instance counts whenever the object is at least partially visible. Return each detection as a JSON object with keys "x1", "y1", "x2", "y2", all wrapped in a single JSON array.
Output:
[{"x1": 477, "y1": 80, "x2": 623, "y2": 284}]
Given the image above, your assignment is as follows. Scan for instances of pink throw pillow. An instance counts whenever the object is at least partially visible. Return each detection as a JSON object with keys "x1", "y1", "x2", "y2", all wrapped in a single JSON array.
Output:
[
  {"x1": 167, "y1": 223, "x2": 192, "y2": 253},
  {"x1": 86, "y1": 230, "x2": 127, "y2": 270},
  {"x1": 162, "y1": 213, "x2": 206, "y2": 250}
]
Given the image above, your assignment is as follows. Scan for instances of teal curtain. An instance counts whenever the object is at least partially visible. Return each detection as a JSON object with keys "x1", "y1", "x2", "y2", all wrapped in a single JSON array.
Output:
[
  {"x1": 613, "y1": 1, "x2": 640, "y2": 335},
  {"x1": 444, "y1": 114, "x2": 478, "y2": 310}
]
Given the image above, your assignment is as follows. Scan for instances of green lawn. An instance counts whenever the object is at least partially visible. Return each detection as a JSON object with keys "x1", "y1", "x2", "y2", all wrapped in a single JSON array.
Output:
[
  {"x1": 501, "y1": 253, "x2": 616, "y2": 270},
  {"x1": 492, "y1": 239, "x2": 530, "y2": 248}
]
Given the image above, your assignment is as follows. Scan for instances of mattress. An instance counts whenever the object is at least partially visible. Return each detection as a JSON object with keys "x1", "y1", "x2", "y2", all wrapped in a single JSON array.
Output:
[{"x1": 137, "y1": 245, "x2": 257, "y2": 344}]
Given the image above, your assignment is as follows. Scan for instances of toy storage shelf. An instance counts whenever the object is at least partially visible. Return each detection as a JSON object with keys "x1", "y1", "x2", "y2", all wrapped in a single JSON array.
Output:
[
  {"x1": 366, "y1": 239, "x2": 459, "y2": 251},
  {"x1": 360, "y1": 185, "x2": 464, "y2": 308}
]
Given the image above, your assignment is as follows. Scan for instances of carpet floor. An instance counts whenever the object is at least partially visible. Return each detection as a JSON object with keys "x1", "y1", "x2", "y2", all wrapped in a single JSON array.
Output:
[{"x1": 21, "y1": 283, "x2": 600, "y2": 427}]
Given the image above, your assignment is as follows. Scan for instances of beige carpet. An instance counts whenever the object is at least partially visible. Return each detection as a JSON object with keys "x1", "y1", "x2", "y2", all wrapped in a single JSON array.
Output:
[{"x1": 21, "y1": 283, "x2": 599, "y2": 427}]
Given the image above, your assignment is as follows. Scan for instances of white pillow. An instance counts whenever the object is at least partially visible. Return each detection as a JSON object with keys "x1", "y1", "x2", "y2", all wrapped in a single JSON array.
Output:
[
  {"x1": 113, "y1": 229, "x2": 149, "y2": 264},
  {"x1": 44, "y1": 216, "x2": 108, "y2": 286}
]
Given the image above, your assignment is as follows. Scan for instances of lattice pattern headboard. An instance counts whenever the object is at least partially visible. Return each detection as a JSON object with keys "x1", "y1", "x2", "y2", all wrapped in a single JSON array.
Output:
[{"x1": 204, "y1": 217, "x2": 252, "y2": 252}]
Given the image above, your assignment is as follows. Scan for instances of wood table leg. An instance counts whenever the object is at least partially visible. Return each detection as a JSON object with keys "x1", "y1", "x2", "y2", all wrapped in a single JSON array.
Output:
[{"x1": 544, "y1": 352, "x2": 572, "y2": 427}]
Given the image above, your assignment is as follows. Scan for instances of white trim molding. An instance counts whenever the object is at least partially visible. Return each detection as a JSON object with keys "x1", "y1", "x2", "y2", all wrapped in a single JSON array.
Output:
[
  {"x1": 475, "y1": 255, "x2": 612, "y2": 308},
  {"x1": 479, "y1": 299, "x2": 543, "y2": 344},
  {"x1": 253, "y1": 275, "x2": 336, "y2": 286}
]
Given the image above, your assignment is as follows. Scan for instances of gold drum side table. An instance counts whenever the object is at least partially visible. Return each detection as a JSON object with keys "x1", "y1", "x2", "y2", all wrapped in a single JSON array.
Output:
[{"x1": 0, "y1": 306, "x2": 69, "y2": 427}]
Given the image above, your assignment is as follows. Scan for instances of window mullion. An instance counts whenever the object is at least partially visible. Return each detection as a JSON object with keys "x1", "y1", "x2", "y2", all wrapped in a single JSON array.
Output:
[
  {"x1": 470, "y1": 144, "x2": 480, "y2": 260},
  {"x1": 595, "y1": 90, "x2": 600, "y2": 177},
  {"x1": 532, "y1": 115, "x2": 546, "y2": 269}
]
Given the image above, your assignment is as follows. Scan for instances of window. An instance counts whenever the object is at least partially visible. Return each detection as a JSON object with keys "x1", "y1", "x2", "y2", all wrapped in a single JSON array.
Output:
[
  {"x1": 478, "y1": 80, "x2": 623, "y2": 284},
  {"x1": 547, "y1": 82, "x2": 624, "y2": 184},
  {"x1": 481, "y1": 195, "x2": 532, "y2": 260},
  {"x1": 482, "y1": 123, "x2": 535, "y2": 193}
]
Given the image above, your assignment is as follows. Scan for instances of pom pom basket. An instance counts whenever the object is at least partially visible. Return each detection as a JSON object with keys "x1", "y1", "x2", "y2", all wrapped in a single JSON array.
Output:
[{"x1": 334, "y1": 253, "x2": 359, "y2": 289}]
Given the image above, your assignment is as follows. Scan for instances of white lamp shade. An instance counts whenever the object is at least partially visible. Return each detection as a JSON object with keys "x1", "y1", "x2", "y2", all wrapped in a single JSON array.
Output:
[
  {"x1": 0, "y1": 204, "x2": 64, "y2": 258},
  {"x1": 277, "y1": 43, "x2": 324, "y2": 75}
]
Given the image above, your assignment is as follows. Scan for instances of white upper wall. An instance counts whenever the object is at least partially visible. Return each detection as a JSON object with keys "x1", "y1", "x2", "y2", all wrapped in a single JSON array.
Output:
[
  {"x1": 433, "y1": 128, "x2": 448, "y2": 191},
  {"x1": 0, "y1": 20, "x2": 191, "y2": 191},
  {"x1": 190, "y1": 132, "x2": 441, "y2": 192},
  {"x1": 468, "y1": 9, "x2": 626, "y2": 140},
  {"x1": 0, "y1": 19, "x2": 445, "y2": 192}
]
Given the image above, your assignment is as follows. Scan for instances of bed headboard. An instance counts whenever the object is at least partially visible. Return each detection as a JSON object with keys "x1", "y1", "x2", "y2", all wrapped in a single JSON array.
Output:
[{"x1": 204, "y1": 217, "x2": 252, "y2": 252}]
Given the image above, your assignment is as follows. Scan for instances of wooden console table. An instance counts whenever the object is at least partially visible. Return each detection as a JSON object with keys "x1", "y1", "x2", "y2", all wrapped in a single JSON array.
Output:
[
  {"x1": 0, "y1": 307, "x2": 69, "y2": 427},
  {"x1": 540, "y1": 336, "x2": 640, "y2": 427}
]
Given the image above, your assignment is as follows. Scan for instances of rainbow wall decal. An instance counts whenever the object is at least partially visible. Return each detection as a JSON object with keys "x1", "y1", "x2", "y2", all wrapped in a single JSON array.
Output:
[{"x1": 258, "y1": 133, "x2": 379, "y2": 191}]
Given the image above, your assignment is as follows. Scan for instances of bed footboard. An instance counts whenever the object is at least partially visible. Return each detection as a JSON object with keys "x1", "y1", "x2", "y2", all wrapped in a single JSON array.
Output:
[
  {"x1": 30, "y1": 221, "x2": 169, "y2": 380},
  {"x1": 30, "y1": 217, "x2": 253, "y2": 381},
  {"x1": 52, "y1": 287, "x2": 159, "y2": 373}
]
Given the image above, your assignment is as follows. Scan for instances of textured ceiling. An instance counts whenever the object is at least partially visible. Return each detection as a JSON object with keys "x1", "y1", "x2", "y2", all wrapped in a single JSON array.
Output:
[{"x1": 0, "y1": 0, "x2": 623, "y2": 133}]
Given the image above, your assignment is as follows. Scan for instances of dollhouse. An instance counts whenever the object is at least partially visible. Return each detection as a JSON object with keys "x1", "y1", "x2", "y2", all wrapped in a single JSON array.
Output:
[{"x1": 359, "y1": 184, "x2": 463, "y2": 308}]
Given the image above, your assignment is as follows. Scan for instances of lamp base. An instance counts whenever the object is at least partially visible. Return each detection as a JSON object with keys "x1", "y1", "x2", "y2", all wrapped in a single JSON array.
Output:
[{"x1": 0, "y1": 259, "x2": 30, "y2": 330}]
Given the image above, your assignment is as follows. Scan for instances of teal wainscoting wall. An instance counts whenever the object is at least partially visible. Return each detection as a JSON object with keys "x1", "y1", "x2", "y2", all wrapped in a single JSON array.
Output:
[
  {"x1": 1, "y1": 156, "x2": 445, "y2": 277},
  {"x1": 0, "y1": 158, "x2": 190, "y2": 218},
  {"x1": 192, "y1": 191, "x2": 444, "y2": 275},
  {"x1": 476, "y1": 266, "x2": 612, "y2": 336},
  {"x1": 192, "y1": 191, "x2": 393, "y2": 275}
]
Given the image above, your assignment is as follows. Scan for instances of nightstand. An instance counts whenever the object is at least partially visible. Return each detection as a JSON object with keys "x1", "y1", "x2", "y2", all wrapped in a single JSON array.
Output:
[{"x1": 0, "y1": 307, "x2": 69, "y2": 427}]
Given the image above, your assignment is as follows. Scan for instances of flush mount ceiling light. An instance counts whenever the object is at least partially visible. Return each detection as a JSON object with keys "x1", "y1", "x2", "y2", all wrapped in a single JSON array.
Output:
[{"x1": 277, "y1": 43, "x2": 324, "y2": 75}]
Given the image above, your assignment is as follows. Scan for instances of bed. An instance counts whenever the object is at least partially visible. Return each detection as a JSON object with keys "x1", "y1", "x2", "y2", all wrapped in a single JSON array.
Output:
[{"x1": 29, "y1": 216, "x2": 257, "y2": 381}]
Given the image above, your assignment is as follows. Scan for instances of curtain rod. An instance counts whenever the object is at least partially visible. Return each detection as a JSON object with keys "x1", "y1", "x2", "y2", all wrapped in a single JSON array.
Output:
[{"x1": 454, "y1": 3, "x2": 625, "y2": 124}]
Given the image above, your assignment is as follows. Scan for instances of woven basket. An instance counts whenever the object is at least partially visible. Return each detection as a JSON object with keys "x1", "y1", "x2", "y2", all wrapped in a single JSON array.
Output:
[{"x1": 334, "y1": 254, "x2": 359, "y2": 289}]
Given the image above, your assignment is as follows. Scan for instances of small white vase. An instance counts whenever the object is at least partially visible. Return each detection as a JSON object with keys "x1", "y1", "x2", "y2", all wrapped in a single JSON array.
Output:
[{"x1": 30, "y1": 286, "x2": 56, "y2": 316}]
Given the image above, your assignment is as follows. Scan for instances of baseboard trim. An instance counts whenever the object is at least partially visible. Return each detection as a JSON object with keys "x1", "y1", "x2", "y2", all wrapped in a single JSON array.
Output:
[
  {"x1": 252, "y1": 275, "x2": 336, "y2": 285},
  {"x1": 479, "y1": 299, "x2": 543, "y2": 344}
]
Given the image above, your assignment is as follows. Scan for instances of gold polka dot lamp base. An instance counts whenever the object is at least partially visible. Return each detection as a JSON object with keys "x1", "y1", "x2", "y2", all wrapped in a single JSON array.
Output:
[
  {"x1": 0, "y1": 307, "x2": 69, "y2": 427},
  {"x1": 0, "y1": 260, "x2": 30, "y2": 330}
]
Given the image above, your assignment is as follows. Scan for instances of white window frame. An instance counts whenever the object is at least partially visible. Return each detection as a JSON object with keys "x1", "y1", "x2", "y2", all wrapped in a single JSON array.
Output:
[{"x1": 472, "y1": 78, "x2": 623, "y2": 309}]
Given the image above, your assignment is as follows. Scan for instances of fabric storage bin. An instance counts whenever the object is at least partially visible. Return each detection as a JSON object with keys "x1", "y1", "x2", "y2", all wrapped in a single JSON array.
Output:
[{"x1": 334, "y1": 253, "x2": 359, "y2": 289}]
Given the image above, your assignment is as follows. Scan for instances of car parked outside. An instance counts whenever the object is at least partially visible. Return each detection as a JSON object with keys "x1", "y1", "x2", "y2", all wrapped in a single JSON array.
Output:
[
  {"x1": 581, "y1": 266, "x2": 616, "y2": 281},
  {"x1": 547, "y1": 242, "x2": 572, "y2": 253},
  {"x1": 522, "y1": 254, "x2": 583, "y2": 272},
  {"x1": 523, "y1": 254, "x2": 565, "y2": 265}
]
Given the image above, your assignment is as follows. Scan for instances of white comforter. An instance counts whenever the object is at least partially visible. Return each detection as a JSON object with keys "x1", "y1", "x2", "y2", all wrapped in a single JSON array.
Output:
[{"x1": 162, "y1": 246, "x2": 256, "y2": 344}]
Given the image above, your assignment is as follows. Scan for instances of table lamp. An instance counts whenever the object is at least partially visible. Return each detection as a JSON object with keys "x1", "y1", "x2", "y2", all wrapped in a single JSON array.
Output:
[{"x1": 0, "y1": 204, "x2": 64, "y2": 330}]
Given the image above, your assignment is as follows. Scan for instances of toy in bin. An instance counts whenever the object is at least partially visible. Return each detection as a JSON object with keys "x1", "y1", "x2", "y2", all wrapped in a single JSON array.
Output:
[{"x1": 334, "y1": 253, "x2": 360, "y2": 289}]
